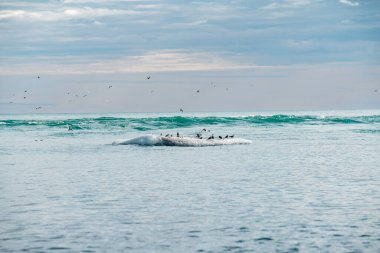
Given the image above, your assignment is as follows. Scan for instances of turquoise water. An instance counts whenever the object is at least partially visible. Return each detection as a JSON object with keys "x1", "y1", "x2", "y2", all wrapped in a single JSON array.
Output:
[{"x1": 1, "y1": 110, "x2": 380, "y2": 252}]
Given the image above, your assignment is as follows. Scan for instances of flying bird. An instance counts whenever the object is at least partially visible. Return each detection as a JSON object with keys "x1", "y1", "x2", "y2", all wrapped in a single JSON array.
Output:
[{"x1": 147, "y1": 75, "x2": 151, "y2": 80}]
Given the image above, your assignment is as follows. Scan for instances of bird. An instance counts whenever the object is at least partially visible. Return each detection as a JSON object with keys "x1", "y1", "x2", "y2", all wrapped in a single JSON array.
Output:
[
  {"x1": 229, "y1": 135, "x2": 234, "y2": 138},
  {"x1": 225, "y1": 135, "x2": 229, "y2": 139},
  {"x1": 202, "y1": 128, "x2": 207, "y2": 132},
  {"x1": 37, "y1": 76, "x2": 40, "y2": 79},
  {"x1": 23, "y1": 96, "x2": 26, "y2": 99},
  {"x1": 177, "y1": 132, "x2": 180, "y2": 137},
  {"x1": 24, "y1": 90, "x2": 27, "y2": 93},
  {"x1": 9, "y1": 101, "x2": 13, "y2": 104},
  {"x1": 147, "y1": 75, "x2": 151, "y2": 80},
  {"x1": 35, "y1": 106, "x2": 42, "y2": 110},
  {"x1": 180, "y1": 108, "x2": 183, "y2": 113},
  {"x1": 108, "y1": 85, "x2": 112, "y2": 88},
  {"x1": 219, "y1": 136, "x2": 223, "y2": 139},
  {"x1": 83, "y1": 95, "x2": 88, "y2": 98},
  {"x1": 165, "y1": 134, "x2": 169, "y2": 137},
  {"x1": 196, "y1": 90, "x2": 200, "y2": 93}
]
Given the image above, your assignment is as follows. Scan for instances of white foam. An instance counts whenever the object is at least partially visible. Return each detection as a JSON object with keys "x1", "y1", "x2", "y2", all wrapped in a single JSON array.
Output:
[{"x1": 112, "y1": 134, "x2": 252, "y2": 147}]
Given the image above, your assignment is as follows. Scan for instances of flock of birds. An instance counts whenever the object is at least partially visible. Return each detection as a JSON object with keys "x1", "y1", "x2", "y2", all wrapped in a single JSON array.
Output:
[
  {"x1": 160, "y1": 129, "x2": 234, "y2": 140},
  {"x1": 8, "y1": 75, "x2": 379, "y2": 112},
  {"x1": 8, "y1": 74, "x2": 231, "y2": 113}
]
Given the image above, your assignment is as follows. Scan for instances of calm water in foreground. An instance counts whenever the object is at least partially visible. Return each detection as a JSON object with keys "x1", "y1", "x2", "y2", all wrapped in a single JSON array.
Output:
[{"x1": 0, "y1": 110, "x2": 379, "y2": 253}]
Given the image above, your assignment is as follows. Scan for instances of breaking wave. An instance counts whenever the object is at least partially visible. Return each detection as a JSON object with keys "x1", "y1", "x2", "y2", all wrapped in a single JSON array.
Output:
[
  {"x1": 112, "y1": 135, "x2": 252, "y2": 147},
  {"x1": 1, "y1": 114, "x2": 379, "y2": 131}
]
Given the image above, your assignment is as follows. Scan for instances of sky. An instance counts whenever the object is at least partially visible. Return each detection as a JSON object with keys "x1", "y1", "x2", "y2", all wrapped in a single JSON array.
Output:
[{"x1": 0, "y1": 0, "x2": 379, "y2": 113}]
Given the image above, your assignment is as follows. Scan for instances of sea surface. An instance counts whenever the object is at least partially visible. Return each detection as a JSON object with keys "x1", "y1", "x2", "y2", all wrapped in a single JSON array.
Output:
[{"x1": 0, "y1": 110, "x2": 380, "y2": 253}]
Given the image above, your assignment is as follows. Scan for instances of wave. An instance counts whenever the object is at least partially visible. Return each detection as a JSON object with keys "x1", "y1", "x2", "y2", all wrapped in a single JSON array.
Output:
[
  {"x1": 1, "y1": 115, "x2": 379, "y2": 130},
  {"x1": 112, "y1": 135, "x2": 252, "y2": 147}
]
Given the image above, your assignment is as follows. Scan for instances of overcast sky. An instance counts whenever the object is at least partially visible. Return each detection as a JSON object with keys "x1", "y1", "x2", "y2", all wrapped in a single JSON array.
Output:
[{"x1": 0, "y1": 0, "x2": 379, "y2": 113}]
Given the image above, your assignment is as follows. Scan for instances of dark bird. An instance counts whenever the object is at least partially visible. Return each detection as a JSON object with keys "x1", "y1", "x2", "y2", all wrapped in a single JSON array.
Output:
[
  {"x1": 177, "y1": 132, "x2": 180, "y2": 137},
  {"x1": 207, "y1": 136, "x2": 212, "y2": 140},
  {"x1": 211, "y1": 134, "x2": 214, "y2": 139},
  {"x1": 108, "y1": 85, "x2": 112, "y2": 88},
  {"x1": 202, "y1": 128, "x2": 207, "y2": 132},
  {"x1": 180, "y1": 108, "x2": 183, "y2": 113},
  {"x1": 225, "y1": 135, "x2": 229, "y2": 139},
  {"x1": 35, "y1": 106, "x2": 42, "y2": 110},
  {"x1": 219, "y1": 136, "x2": 223, "y2": 139},
  {"x1": 68, "y1": 125, "x2": 73, "y2": 131},
  {"x1": 24, "y1": 90, "x2": 27, "y2": 93},
  {"x1": 165, "y1": 134, "x2": 169, "y2": 137},
  {"x1": 37, "y1": 76, "x2": 40, "y2": 79},
  {"x1": 147, "y1": 75, "x2": 151, "y2": 80},
  {"x1": 229, "y1": 135, "x2": 234, "y2": 138},
  {"x1": 196, "y1": 90, "x2": 200, "y2": 93},
  {"x1": 196, "y1": 133, "x2": 201, "y2": 138},
  {"x1": 23, "y1": 96, "x2": 26, "y2": 99}
]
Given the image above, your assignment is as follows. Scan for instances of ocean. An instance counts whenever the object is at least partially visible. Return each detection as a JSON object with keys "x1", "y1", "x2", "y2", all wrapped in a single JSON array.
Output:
[{"x1": 0, "y1": 110, "x2": 379, "y2": 252}]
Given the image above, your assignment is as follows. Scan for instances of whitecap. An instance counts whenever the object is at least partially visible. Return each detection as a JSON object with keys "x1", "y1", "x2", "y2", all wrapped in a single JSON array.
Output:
[{"x1": 112, "y1": 135, "x2": 252, "y2": 147}]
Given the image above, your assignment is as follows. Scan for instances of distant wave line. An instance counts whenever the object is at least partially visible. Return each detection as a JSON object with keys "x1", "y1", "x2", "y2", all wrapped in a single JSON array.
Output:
[{"x1": 1, "y1": 115, "x2": 379, "y2": 130}]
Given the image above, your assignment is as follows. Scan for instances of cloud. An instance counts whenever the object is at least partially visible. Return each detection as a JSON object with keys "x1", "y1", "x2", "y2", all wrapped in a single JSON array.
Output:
[
  {"x1": 0, "y1": 50, "x2": 282, "y2": 75},
  {"x1": 0, "y1": 7, "x2": 142, "y2": 21},
  {"x1": 261, "y1": 0, "x2": 312, "y2": 10},
  {"x1": 339, "y1": 0, "x2": 359, "y2": 6},
  {"x1": 283, "y1": 40, "x2": 317, "y2": 50},
  {"x1": 63, "y1": 0, "x2": 149, "y2": 3}
]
